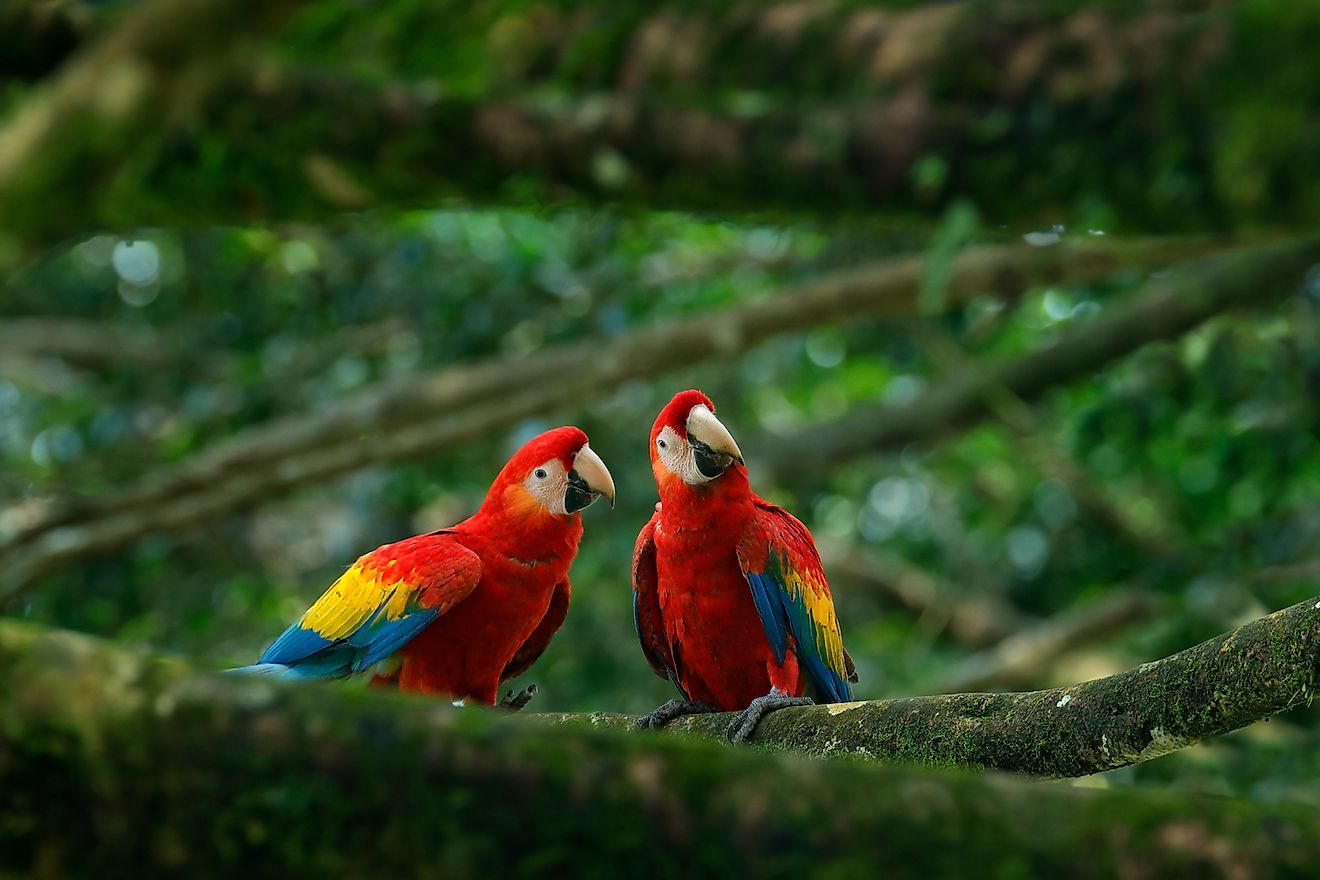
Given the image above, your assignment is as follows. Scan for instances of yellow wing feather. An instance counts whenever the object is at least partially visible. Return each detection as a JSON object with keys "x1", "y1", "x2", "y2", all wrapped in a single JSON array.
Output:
[{"x1": 301, "y1": 559, "x2": 406, "y2": 640}]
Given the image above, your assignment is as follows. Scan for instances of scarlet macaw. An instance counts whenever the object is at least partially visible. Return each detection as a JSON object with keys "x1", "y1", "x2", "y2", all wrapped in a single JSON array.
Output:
[
  {"x1": 633, "y1": 390, "x2": 857, "y2": 740},
  {"x1": 235, "y1": 426, "x2": 614, "y2": 707}
]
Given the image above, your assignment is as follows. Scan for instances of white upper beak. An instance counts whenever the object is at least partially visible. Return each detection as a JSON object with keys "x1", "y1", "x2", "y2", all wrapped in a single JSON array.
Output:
[
  {"x1": 573, "y1": 443, "x2": 616, "y2": 508},
  {"x1": 685, "y1": 404, "x2": 744, "y2": 463}
]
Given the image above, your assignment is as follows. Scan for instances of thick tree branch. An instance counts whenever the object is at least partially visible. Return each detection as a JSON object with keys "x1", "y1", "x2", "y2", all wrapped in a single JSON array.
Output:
[
  {"x1": 549, "y1": 595, "x2": 1319, "y2": 776},
  {"x1": 764, "y1": 237, "x2": 1320, "y2": 477},
  {"x1": 0, "y1": 236, "x2": 1214, "y2": 600},
  {"x1": 1, "y1": 598, "x2": 1318, "y2": 877}
]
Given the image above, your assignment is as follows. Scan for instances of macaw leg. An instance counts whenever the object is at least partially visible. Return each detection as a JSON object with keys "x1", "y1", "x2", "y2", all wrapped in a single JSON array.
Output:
[
  {"x1": 634, "y1": 699, "x2": 718, "y2": 730},
  {"x1": 726, "y1": 688, "x2": 814, "y2": 743},
  {"x1": 498, "y1": 684, "x2": 539, "y2": 711}
]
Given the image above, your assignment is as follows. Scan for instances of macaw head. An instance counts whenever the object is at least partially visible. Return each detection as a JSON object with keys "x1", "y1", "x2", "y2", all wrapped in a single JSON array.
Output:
[
  {"x1": 649, "y1": 389, "x2": 745, "y2": 489},
  {"x1": 493, "y1": 426, "x2": 615, "y2": 518}
]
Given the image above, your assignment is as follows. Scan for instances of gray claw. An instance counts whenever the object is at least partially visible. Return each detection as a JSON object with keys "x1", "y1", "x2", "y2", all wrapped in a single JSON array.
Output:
[
  {"x1": 634, "y1": 699, "x2": 717, "y2": 730},
  {"x1": 726, "y1": 693, "x2": 814, "y2": 743},
  {"x1": 498, "y1": 684, "x2": 538, "y2": 711}
]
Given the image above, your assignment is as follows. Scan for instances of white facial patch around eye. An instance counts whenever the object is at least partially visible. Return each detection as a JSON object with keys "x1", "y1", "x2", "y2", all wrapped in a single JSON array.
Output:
[
  {"x1": 523, "y1": 457, "x2": 570, "y2": 515},
  {"x1": 655, "y1": 424, "x2": 711, "y2": 486}
]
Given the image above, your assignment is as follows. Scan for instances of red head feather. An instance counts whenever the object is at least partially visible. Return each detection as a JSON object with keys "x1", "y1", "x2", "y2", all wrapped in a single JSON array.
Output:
[
  {"x1": 648, "y1": 389, "x2": 754, "y2": 533},
  {"x1": 476, "y1": 425, "x2": 596, "y2": 535},
  {"x1": 491, "y1": 426, "x2": 589, "y2": 490},
  {"x1": 651, "y1": 389, "x2": 715, "y2": 443}
]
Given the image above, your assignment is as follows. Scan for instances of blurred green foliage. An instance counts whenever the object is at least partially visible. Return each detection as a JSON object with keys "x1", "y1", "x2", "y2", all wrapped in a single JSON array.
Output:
[{"x1": 3, "y1": 208, "x2": 1318, "y2": 806}]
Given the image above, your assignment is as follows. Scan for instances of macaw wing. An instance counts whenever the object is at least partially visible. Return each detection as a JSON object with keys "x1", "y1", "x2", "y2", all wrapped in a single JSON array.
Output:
[
  {"x1": 632, "y1": 512, "x2": 686, "y2": 695},
  {"x1": 737, "y1": 502, "x2": 854, "y2": 703},
  {"x1": 259, "y1": 530, "x2": 482, "y2": 676},
  {"x1": 501, "y1": 579, "x2": 570, "y2": 682}
]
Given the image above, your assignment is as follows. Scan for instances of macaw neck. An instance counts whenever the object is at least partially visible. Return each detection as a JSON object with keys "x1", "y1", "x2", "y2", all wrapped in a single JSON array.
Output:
[
  {"x1": 466, "y1": 497, "x2": 583, "y2": 562},
  {"x1": 656, "y1": 465, "x2": 756, "y2": 532}
]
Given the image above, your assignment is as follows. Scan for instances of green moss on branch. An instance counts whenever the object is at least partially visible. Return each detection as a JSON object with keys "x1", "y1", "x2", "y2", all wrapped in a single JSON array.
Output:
[{"x1": 1, "y1": 609, "x2": 1319, "y2": 878}]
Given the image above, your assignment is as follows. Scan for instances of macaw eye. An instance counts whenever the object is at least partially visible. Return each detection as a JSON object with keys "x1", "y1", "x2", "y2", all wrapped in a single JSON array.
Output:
[
  {"x1": 534, "y1": 468, "x2": 547, "y2": 480},
  {"x1": 657, "y1": 439, "x2": 667, "y2": 450}
]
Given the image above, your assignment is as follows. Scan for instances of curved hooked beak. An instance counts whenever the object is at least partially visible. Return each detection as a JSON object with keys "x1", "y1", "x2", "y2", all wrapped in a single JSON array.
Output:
[
  {"x1": 565, "y1": 444, "x2": 615, "y2": 513},
  {"x1": 686, "y1": 404, "x2": 744, "y2": 480}
]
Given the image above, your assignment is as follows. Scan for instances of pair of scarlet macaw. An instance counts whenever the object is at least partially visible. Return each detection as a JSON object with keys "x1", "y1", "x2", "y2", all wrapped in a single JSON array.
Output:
[{"x1": 237, "y1": 389, "x2": 856, "y2": 740}]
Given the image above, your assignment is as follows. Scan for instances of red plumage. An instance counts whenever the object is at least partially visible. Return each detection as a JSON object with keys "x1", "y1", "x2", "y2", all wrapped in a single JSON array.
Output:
[
  {"x1": 250, "y1": 425, "x2": 613, "y2": 706},
  {"x1": 635, "y1": 475, "x2": 803, "y2": 707},
  {"x1": 634, "y1": 390, "x2": 854, "y2": 712},
  {"x1": 392, "y1": 426, "x2": 592, "y2": 702},
  {"x1": 394, "y1": 497, "x2": 582, "y2": 702}
]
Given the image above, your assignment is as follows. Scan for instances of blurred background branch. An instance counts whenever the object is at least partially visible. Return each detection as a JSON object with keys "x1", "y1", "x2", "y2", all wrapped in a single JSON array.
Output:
[
  {"x1": 819, "y1": 538, "x2": 1030, "y2": 648},
  {"x1": 767, "y1": 239, "x2": 1320, "y2": 474},
  {"x1": 0, "y1": 236, "x2": 1220, "y2": 601},
  {"x1": 928, "y1": 589, "x2": 1163, "y2": 694}
]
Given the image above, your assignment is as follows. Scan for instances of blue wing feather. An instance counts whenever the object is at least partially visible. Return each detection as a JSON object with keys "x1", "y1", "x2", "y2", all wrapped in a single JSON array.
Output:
[
  {"x1": 746, "y1": 571, "x2": 789, "y2": 666},
  {"x1": 258, "y1": 601, "x2": 440, "y2": 679},
  {"x1": 249, "y1": 534, "x2": 481, "y2": 680},
  {"x1": 782, "y1": 586, "x2": 851, "y2": 702},
  {"x1": 258, "y1": 624, "x2": 336, "y2": 667},
  {"x1": 233, "y1": 648, "x2": 359, "y2": 679},
  {"x1": 349, "y1": 607, "x2": 441, "y2": 672},
  {"x1": 739, "y1": 504, "x2": 854, "y2": 704}
]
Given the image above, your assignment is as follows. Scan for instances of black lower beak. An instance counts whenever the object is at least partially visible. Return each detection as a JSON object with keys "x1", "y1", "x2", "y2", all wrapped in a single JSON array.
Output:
[
  {"x1": 692, "y1": 439, "x2": 736, "y2": 480},
  {"x1": 564, "y1": 469, "x2": 601, "y2": 513}
]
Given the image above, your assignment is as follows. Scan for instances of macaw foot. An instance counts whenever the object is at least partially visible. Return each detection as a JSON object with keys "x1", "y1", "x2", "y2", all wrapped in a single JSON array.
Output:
[
  {"x1": 634, "y1": 699, "x2": 718, "y2": 731},
  {"x1": 726, "y1": 692, "x2": 814, "y2": 743},
  {"x1": 498, "y1": 684, "x2": 539, "y2": 711}
]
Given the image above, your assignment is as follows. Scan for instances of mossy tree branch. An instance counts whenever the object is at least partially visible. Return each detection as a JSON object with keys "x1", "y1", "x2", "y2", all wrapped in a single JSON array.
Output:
[
  {"x1": 545, "y1": 595, "x2": 1319, "y2": 775},
  {"x1": 1, "y1": 599, "x2": 1319, "y2": 877}
]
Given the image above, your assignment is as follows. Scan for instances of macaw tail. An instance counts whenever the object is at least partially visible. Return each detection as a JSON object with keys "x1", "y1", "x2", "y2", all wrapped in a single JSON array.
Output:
[
  {"x1": 225, "y1": 656, "x2": 352, "y2": 679},
  {"x1": 226, "y1": 663, "x2": 296, "y2": 677}
]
